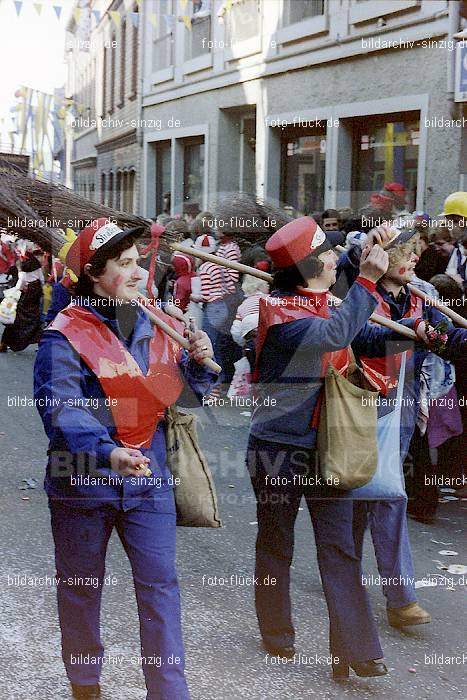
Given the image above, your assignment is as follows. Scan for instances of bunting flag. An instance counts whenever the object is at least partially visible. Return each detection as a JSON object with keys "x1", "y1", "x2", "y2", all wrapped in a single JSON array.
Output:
[
  {"x1": 109, "y1": 10, "x2": 121, "y2": 27},
  {"x1": 92, "y1": 9, "x2": 101, "y2": 23},
  {"x1": 149, "y1": 13, "x2": 158, "y2": 28},
  {"x1": 14, "y1": 1, "x2": 22, "y2": 17},
  {"x1": 33, "y1": 3, "x2": 42, "y2": 15},
  {"x1": 129, "y1": 11, "x2": 139, "y2": 27},
  {"x1": 181, "y1": 15, "x2": 192, "y2": 30},
  {"x1": 53, "y1": 5, "x2": 62, "y2": 19},
  {"x1": 180, "y1": 0, "x2": 188, "y2": 9},
  {"x1": 73, "y1": 7, "x2": 82, "y2": 24}
]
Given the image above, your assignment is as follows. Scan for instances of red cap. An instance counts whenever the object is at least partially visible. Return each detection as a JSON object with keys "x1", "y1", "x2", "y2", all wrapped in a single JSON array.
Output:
[
  {"x1": 265, "y1": 217, "x2": 331, "y2": 268},
  {"x1": 66, "y1": 218, "x2": 142, "y2": 276}
]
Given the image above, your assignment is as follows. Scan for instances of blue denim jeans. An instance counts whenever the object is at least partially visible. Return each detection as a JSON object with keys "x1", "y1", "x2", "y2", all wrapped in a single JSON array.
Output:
[
  {"x1": 49, "y1": 491, "x2": 190, "y2": 700},
  {"x1": 353, "y1": 498, "x2": 417, "y2": 608}
]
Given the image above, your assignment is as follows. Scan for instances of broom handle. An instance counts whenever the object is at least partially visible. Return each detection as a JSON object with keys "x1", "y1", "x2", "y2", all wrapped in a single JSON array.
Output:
[
  {"x1": 407, "y1": 284, "x2": 467, "y2": 329},
  {"x1": 335, "y1": 245, "x2": 467, "y2": 328},
  {"x1": 177, "y1": 243, "x2": 417, "y2": 339},
  {"x1": 136, "y1": 299, "x2": 222, "y2": 374},
  {"x1": 170, "y1": 242, "x2": 273, "y2": 282}
]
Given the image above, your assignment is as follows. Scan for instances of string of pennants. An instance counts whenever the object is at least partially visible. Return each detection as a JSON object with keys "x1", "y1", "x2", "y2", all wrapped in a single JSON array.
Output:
[{"x1": 10, "y1": 0, "x2": 233, "y2": 31}]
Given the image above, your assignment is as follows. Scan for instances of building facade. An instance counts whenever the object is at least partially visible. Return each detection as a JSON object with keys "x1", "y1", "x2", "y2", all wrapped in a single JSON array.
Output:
[
  {"x1": 139, "y1": 0, "x2": 466, "y2": 219},
  {"x1": 66, "y1": 0, "x2": 141, "y2": 212}
]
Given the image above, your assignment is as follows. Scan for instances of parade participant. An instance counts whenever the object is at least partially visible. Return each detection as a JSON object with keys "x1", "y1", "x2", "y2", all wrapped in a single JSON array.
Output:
[
  {"x1": 246, "y1": 217, "x2": 427, "y2": 680},
  {"x1": 34, "y1": 218, "x2": 216, "y2": 700},
  {"x1": 443, "y1": 192, "x2": 467, "y2": 291},
  {"x1": 0, "y1": 240, "x2": 44, "y2": 353},
  {"x1": 340, "y1": 227, "x2": 453, "y2": 627}
]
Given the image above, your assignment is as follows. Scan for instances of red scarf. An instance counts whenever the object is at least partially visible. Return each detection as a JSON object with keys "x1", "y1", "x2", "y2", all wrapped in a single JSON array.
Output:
[
  {"x1": 359, "y1": 290, "x2": 423, "y2": 395},
  {"x1": 49, "y1": 304, "x2": 185, "y2": 449}
]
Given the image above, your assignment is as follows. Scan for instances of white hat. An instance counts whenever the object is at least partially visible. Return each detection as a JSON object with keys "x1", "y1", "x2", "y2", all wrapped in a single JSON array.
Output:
[{"x1": 345, "y1": 230, "x2": 367, "y2": 249}]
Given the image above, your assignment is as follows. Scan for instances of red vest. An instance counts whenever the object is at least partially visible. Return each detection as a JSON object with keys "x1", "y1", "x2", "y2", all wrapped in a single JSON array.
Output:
[
  {"x1": 49, "y1": 304, "x2": 185, "y2": 449},
  {"x1": 359, "y1": 290, "x2": 423, "y2": 395},
  {"x1": 254, "y1": 290, "x2": 351, "y2": 428}
]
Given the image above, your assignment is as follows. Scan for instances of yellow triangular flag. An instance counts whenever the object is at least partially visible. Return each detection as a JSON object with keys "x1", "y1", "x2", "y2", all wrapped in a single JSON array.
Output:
[
  {"x1": 109, "y1": 10, "x2": 121, "y2": 26},
  {"x1": 148, "y1": 13, "x2": 157, "y2": 27},
  {"x1": 33, "y1": 3, "x2": 42, "y2": 15},
  {"x1": 180, "y1": 0, "x2": 188, "y2": 9},
  {"x1": 182, "y1": 15, "x2": 192, "y2": 30},
  {"x1": 73, "y1": 7, "x2": 81, "y2": 23}
]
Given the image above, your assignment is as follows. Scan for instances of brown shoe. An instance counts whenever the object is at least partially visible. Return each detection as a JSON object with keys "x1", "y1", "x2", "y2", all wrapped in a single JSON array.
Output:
[{"x1": 387, "y1": 602, "x2": 431, "y2": 628}]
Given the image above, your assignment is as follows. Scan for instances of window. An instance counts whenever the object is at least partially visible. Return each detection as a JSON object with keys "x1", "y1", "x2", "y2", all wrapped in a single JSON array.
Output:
[
  {"x1": 130, "y1": 4, "x2": 138, "y2": 97},
  {"x1": 284, "y1": 0, "x2": 324, "y2": 25},
  {"x1": 119, "y1": 18, "x2": 126, "y2": 106},
  {"x1": 155, "y1": 141, "x2": 172, "y2": 216},
  {"x1": 108, "y1": 172, "x2": 114, "y2": 208},
  {"x1": 115, "y1": 171, "x2": 122, "y2": 210},
  {"x1": 102, "y1": 47, "x2": 107, "y2": 115},
  {"x1": 109, "y1": 31, "x2": 116, "y2": 112},
  {"x1": 280, "y1": 125, "x2": 327, "y2": 214},
  {"x1": 183, "y1": 137, "x2": 205, "y2": 213},
  {"x1": 225, "y1": 0, "x2": 260, "y2": 43},
  {"x1": 185, "y1": 0, "x2": 211, "y2": 60},
  {"x1": 100, "y1": 172, "x2": 106, "y2": 204},
  {"x1": 352, "y1": 113, "x2": 420, "y2": 211},
  {"x1": 153, "y1": 0, "x2": 174, "y2": 71}
]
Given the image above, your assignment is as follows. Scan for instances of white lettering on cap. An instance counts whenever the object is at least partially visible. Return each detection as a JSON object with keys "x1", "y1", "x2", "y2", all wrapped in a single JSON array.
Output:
[
  {"x1": 89, "y1": 222, "x2": 123, "y2": 250},
  {"x1": 310, "y1": 225, "x2": 326, "y2": 251}
]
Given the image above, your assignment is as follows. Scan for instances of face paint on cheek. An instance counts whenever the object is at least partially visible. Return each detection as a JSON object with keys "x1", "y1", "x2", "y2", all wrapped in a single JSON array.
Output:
[
  {"x1": 110, "y1": 274, "x2": 125, "y2": 291},
  {"x1": 325, "y1": 261, "x2": 335, "y2": 271},
  {"x1": 398, "y1": 267, "x2": 406, "y2": 276}
]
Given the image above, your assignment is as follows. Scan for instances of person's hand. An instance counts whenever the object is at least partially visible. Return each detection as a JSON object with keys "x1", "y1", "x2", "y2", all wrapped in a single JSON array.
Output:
[
  {"x1": 164, "y1": 304, "x2": 185, "y2": 321},
  {"x1": 414, "y1": 320, "x2": 434, "y2": 344},
  {"x1": 110, "y1": 447, "x2": 151, "y2": 477},
  {"x1": 359, "y1": 244, "x2": 389, "y2": 283},
  {"x1": 365, "y1": 223, "x2": 398, "y2": 250},
  {"x1": 187, "y1": 330, "x2": 214, "y2": 364}
]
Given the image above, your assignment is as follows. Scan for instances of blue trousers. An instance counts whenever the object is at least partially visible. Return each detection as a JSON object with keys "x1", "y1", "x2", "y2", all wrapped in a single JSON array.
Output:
[
  {"x1": 49, "y1": 491, "x2": 190, "y2": 700},
  {"x1": 352, "y1": 498, "x2": 417, "y2": 609},
  {"x1": 246, "y1": 436, "x2": 383, "y2": 663},
  {"x1": 202, "y1": 295, "x2": 242, "y2": 385}
]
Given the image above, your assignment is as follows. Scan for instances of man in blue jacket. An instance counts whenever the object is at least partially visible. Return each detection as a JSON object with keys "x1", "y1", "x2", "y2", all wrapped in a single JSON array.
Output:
[{"x1": 34, "y1": 219, "x2": 216, "y2": 700}]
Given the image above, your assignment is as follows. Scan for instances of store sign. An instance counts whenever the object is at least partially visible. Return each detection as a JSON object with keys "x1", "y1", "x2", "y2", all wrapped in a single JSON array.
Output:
[{"x1": 455, "y1": 42, "x2": 467, "y2": 102}]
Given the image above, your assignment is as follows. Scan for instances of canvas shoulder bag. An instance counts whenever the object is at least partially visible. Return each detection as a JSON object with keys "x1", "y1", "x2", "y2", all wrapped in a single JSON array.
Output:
[
  {"x1": 165, "y1": 406, "x2": 223, "y2": 528},
  {"x1": 317, "y1": 352, "x2": 379, "y2": 490}
]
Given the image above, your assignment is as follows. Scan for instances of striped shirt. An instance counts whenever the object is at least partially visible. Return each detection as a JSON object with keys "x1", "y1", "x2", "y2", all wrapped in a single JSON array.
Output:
[
  {"x1": 216, "y1": 240, "x2": 241, "y2": 284},
  {"x1": 199, "y1": 239, "x2": 241, "y2": 302},
  {"x1": 235, "y1": 293, "x2": 268, "y2": 320}
]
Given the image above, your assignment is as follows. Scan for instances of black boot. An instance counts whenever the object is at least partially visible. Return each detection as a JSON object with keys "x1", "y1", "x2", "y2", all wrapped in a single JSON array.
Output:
[
  {"x1": 332, "y1": 659, "x2": 388, "y2": 680},
  {"x1": 71, "y1": 683, "x2": 101, "y2": 699}
]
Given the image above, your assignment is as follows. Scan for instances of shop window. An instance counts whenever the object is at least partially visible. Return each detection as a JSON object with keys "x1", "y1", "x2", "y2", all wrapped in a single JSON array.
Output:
[
  {"x1": 225, "y1": 0, "x2": 260, "y2": 44},
  {"x1": 155, "y1": 141, "x2": 172, "y2": 216},
  {"x1": 183, "y1": 137, "x2": 205, "y2": 214},
  {"x1": 284, "y1": 0, "x2": 324, "y2": 25},
  {"x1": 352, "y1": 113, "x2": 420, "y2": 212},
  {"x1": 280, "y1": 127, "x2": 327, "y2": 215}
]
